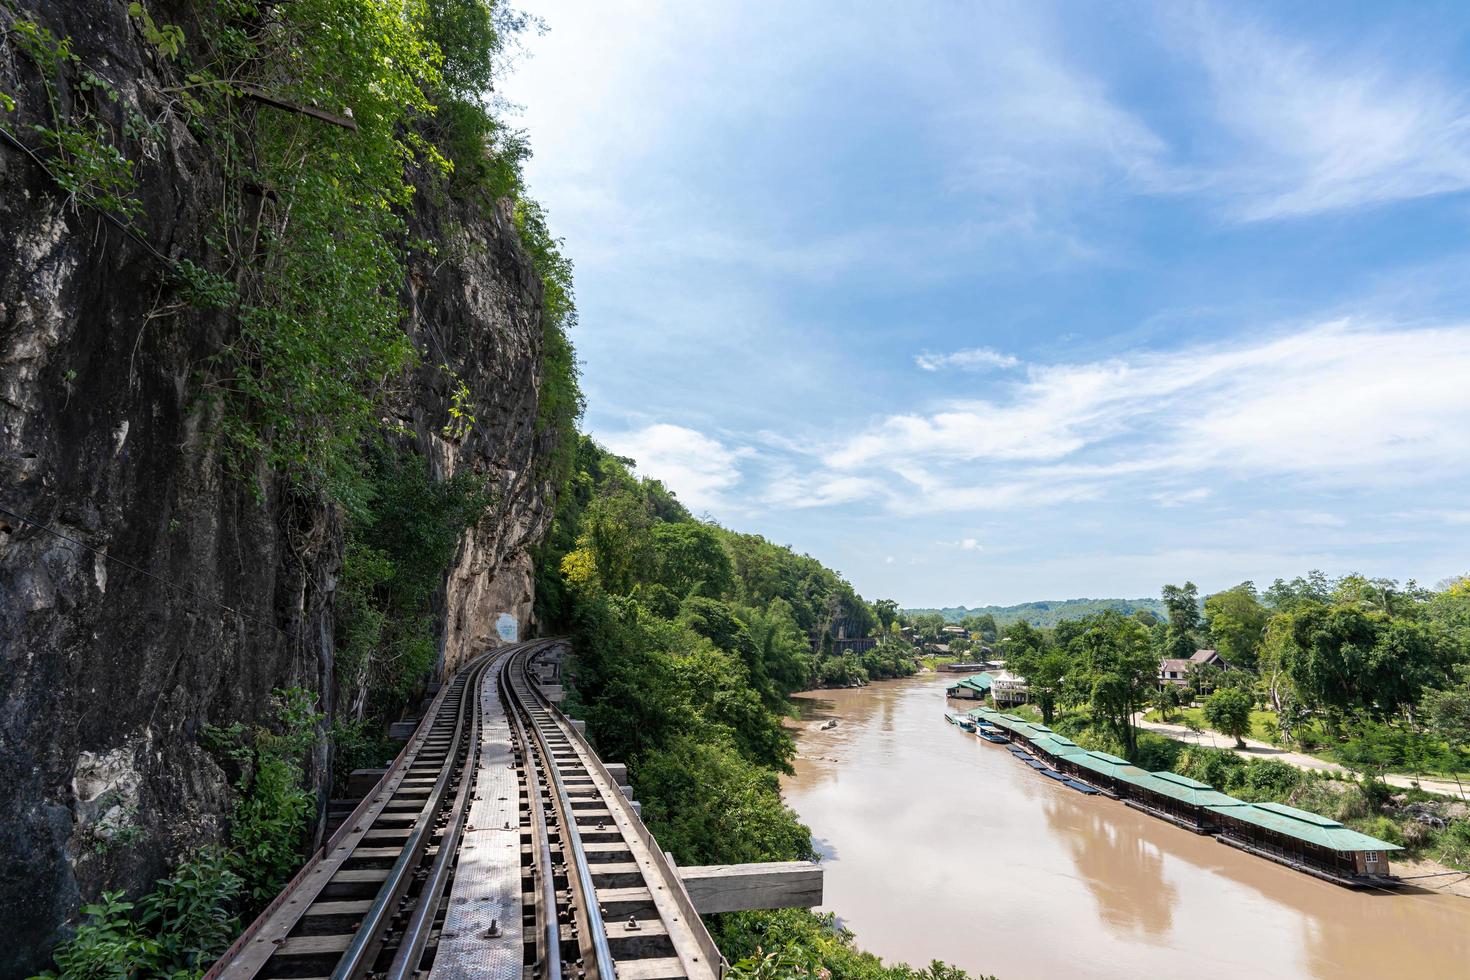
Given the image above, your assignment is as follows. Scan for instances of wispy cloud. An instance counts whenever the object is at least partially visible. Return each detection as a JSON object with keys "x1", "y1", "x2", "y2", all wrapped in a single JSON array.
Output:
[
  {"x1": 1152, "y1": 488, "x2": 1213, "y2": 508},
  {"x1": 601, "y1": 423, "x2": 749, "y2": 515},
  {"x1": 915, "y1": 347, "x2": 1021, "y2": 372},
  {"x1": 1184, "y1": 9, "x2": 1470, "y2": 220},
  {"x1": 817, "y1": 320, "x2": 1470, "y2": 509}
]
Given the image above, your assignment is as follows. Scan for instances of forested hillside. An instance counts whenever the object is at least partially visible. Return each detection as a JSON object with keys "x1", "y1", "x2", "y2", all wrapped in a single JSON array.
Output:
[
  {"x1": 534, "y1": 438, "x2": 974, "y2": 979},
  {"x1": 906, "y1": 598, "x2": 1167, "y2": 629}
]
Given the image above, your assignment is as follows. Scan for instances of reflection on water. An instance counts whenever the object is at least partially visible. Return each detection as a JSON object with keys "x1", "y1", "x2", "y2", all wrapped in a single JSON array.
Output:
[
  {"x1": 1043, "y1": 798, "x2": 1177, "y2": 939},
  {"x1": 782, "y1": 673, "x2": 1470, "y2": 980}
]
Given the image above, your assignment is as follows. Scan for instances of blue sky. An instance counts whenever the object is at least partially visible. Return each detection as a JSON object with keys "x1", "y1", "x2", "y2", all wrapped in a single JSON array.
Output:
[{"x1": 499, "y1": 1, "x2": 1470, "y2": 607}]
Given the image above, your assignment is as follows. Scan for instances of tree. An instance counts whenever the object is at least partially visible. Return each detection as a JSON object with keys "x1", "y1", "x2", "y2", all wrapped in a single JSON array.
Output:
[
  {"x1": 650, "y1": 522, "x2": 733, "y2": 599},
  {"x1": 1161, "y1": 582, "x2": 1202, "y2": 660},
  {"x1": 1203, "y1": 687, "x2": 1253, "y2": 748},
  {"x1": 1263, "y1": 570, "x2": 1333, "y2": 613},
  {"x1": 1002, "y1": 620, "x2": 1045, "y2": 658},
  {"x1": 1073, "y1": 611, "x2": 1156, "y2": 756},
  {"x1": 1422, "y1": 682, "x2": 1470, "y2": 798},
  {"x1": 1008, "y1": 643, "x2": 1069, "y2": 725},
  {"x1": 1287, "y1": 606, "x2": 1453, "y2": 722},
  {"x1": 1152, "y1": 683, "x2": 1184, "y2": 723},
  {"x1": 872, "y1": 599, "x2": 900, "y2": 633},
  {"x1": 1204, "y1": 582, "x2": 1268, "y2": 670},
  {"x1": 1338, "y1": 719, "x2": 1405, "y2": 786}
]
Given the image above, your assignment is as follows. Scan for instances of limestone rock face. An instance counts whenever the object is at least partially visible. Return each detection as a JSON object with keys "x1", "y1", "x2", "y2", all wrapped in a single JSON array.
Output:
[{"x1": 0, "y1": 4, "x2": 553, "y2": 972}]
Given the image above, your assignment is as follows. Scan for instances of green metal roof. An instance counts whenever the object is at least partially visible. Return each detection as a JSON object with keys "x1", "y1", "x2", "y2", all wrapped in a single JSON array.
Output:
[
  {"x1": 1130, "y1": 772, "x2": 1246, "y2": 808},
  {"x1": 1151, "y1": 771, "x2": 1213, "y2": 790},
  {"x1": 1029, "y1": 735, "x2": 1088, "y2": 758},
  {"x1": 1201, "y1": 802, "x2": 1404, "y2": 852},
  {"x1": 1065, "y1": 751, "x2": 1152, "y2": 785}
]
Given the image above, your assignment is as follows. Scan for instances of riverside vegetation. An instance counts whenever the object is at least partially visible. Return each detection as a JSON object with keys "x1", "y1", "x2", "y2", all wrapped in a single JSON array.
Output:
[
  {"x1": 536, "y1": 438, "x2": 977, "y2": 980},
  {"x1": 10, "y1": 2, "x2": 958, "y2": 977},
  {"x1": 951, "y1": 574, "x2": 1470, "y2": 872}
]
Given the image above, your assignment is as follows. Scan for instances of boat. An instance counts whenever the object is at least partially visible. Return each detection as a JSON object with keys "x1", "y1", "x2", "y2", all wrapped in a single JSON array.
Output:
[
  {"x1": 944, "y1": 712, "x2": 963, "y2": 725},
  {"x1": 958, "y1": 719, "x2": 976, "y2": 732},
  {"x1": 976, "y1": 729, "x2": 1009, "y2": 744}
]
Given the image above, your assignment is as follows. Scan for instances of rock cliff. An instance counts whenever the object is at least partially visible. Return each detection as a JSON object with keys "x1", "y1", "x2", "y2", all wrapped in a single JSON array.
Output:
[{"x1": 0, "y1": 3, "x2": 554, "y2": 973}]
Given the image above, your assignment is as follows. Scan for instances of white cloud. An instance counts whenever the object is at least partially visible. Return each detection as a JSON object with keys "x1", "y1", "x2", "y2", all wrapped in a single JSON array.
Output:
[
  {"x1": 1185, "y1": 10, "x2": 1470, "y2": 220},
  {"x1": 961, "y1": 537, "x2": 981, "y2": 551},
  {"x1": 810, "y1": 320, "x2": 1470, "y2": 511},
  {"x1": 1152, "y1": 488, "x2": 1213, "y2": 508},
  {"x1": 600, "y1": 423, "x2": 748, "y2": 515},
  {"x1": 915, "y1": 347, "x2": 1021, "y2": 372}
]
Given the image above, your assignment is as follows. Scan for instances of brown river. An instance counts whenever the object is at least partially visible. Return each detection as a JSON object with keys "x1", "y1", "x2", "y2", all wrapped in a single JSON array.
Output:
[{"x1": 782, "y1": 673, "x2": 1470, "y2": 980}]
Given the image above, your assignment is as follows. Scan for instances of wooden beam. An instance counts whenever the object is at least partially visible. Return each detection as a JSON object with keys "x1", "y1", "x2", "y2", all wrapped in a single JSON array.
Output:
[
  {"x1": 238, "y1": 85, "x2": 358, "y2": 131},
  {"x1": 678, "y1": 862, "x2": 823, "y2": 914}
]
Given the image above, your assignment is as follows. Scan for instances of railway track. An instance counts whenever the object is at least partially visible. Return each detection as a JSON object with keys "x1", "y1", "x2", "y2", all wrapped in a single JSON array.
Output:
[{"x1": 207, "y1": 640, "x2": 722, "y2": 980}]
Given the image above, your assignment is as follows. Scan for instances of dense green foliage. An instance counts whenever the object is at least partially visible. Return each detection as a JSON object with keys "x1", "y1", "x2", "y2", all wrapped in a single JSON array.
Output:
[
  {"x1": 539, "y1": 438, "x2": 959, "y2": 979},
  {"x1": 333, "y1": 446, "x2": 491, "y2": 739},
  {"x1": 718, "y1": 910, "x2": 994, "y2": 980},
  {"x1": 969, "y1": 573, "x2": 1469, "y2": 769}
]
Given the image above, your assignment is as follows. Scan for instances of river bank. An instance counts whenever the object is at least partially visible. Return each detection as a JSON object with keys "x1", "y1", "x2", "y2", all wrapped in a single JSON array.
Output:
[{"x1": 782, "y1": 673, "x2": 1470, "y2": 980}]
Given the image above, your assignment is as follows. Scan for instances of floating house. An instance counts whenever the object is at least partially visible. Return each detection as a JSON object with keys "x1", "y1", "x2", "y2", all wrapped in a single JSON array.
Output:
[
  {"x1": 955, "y1": 702, "x2": 1403, "y2": 888},
  {"x1": 1124, "y1": 771, "x2": 1247, "y2": 833},
  {"x1": 1052, "y1": 750, "x2": 1151, "y2": 798},
  {"x1": 1028, "y1": 734, "x2": 1088, "y2": 760},
  {"x1": 1204, "y1": 800, "x2": 1402, "y2": 886},
  {"x1": 946, "y1": 673, "x2": 993, "y2": 701}
]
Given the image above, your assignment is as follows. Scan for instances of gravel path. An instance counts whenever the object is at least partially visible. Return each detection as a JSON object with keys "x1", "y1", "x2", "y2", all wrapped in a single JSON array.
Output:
[{"x1": 1131, "y1": 713, "x2": 1469, "y2": 799}]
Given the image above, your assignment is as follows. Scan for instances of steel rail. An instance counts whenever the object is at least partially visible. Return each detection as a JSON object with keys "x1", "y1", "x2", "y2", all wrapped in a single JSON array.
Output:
[
  {"x1": 330, "y1": 653, "x2": 492, "y2": 980},
  {"x1": 500, "y1": 650, "x2": 565, "y2": 980},
  {"x1": 510, "y1": 650, "x2": 618, "y2": 980},
  {"x1": 527, "y1": 652, "x2": 725, "y2": 980},
  {"x1": 383, "y1": 647, "x2": 505, "y2": 980}
]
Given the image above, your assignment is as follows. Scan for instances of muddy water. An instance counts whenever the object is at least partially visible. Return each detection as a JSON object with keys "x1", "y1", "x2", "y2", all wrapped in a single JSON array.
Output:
[{"x1": 782, "y1": 673, "x2": 1470, "y2": 980}]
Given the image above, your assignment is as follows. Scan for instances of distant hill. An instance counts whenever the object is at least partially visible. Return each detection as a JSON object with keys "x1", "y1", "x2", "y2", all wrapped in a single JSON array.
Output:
[{"x1": 904, "y1": 598, "x2": 1167, "y2": 629}]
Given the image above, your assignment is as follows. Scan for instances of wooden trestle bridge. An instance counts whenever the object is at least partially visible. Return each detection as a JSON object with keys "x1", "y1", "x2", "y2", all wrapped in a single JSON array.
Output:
[{"x1": 204, "y1": 640, "x2": 818, "y2": 980}]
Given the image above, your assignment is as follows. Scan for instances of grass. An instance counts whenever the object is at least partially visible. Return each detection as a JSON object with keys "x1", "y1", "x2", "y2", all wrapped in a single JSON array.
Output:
[{"x1": 1145, "y1": 706, "x2": 1281, "y2": 743}]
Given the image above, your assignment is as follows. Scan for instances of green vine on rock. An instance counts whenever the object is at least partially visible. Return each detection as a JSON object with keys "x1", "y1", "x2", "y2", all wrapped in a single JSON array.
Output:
[{"x1": 2, "y1": 14, "x2": 144, "y2": 221}]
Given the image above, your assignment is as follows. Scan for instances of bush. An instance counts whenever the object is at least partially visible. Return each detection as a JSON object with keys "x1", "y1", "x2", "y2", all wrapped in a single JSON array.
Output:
[
  {"x1": 635, "y1": 736, "x2": 814, "y2": 865},
  {"x1": 1176, "y1": 747, "x2": 1247, "y2": 793},
  {"x1": 204, "y1": 688, "x2": 321, "y2": 901},
  {"x1": 36, "y1": 848, "x2": 242, "y2": 979},
  {"x1": 1242, "y1": 759, "x2": 1302, "y2": 798},
  {"x1": 1131, "y1": 732, "x2": 1182, "y2": 772},
  {"x1": 1363, "y1": 816, "x2": 1405, "y2": 847}
]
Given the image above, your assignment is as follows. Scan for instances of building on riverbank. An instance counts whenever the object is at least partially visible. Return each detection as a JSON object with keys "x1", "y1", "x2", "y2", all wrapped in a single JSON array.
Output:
[
  {"x1": 946, "y1": 673, "x2": 992, "y2": 700},
  {"x1": 1205, "y1": 800, "x2": 1401, "y2": 885},
  {"x1": 991, "y1": 670, "x2": 1028, "y2": 706}
]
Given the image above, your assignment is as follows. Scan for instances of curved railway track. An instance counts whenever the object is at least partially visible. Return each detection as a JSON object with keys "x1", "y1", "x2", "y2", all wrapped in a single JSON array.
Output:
[{"x1": 207, "y1": 640, "x2": 722, "y2": 980}]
